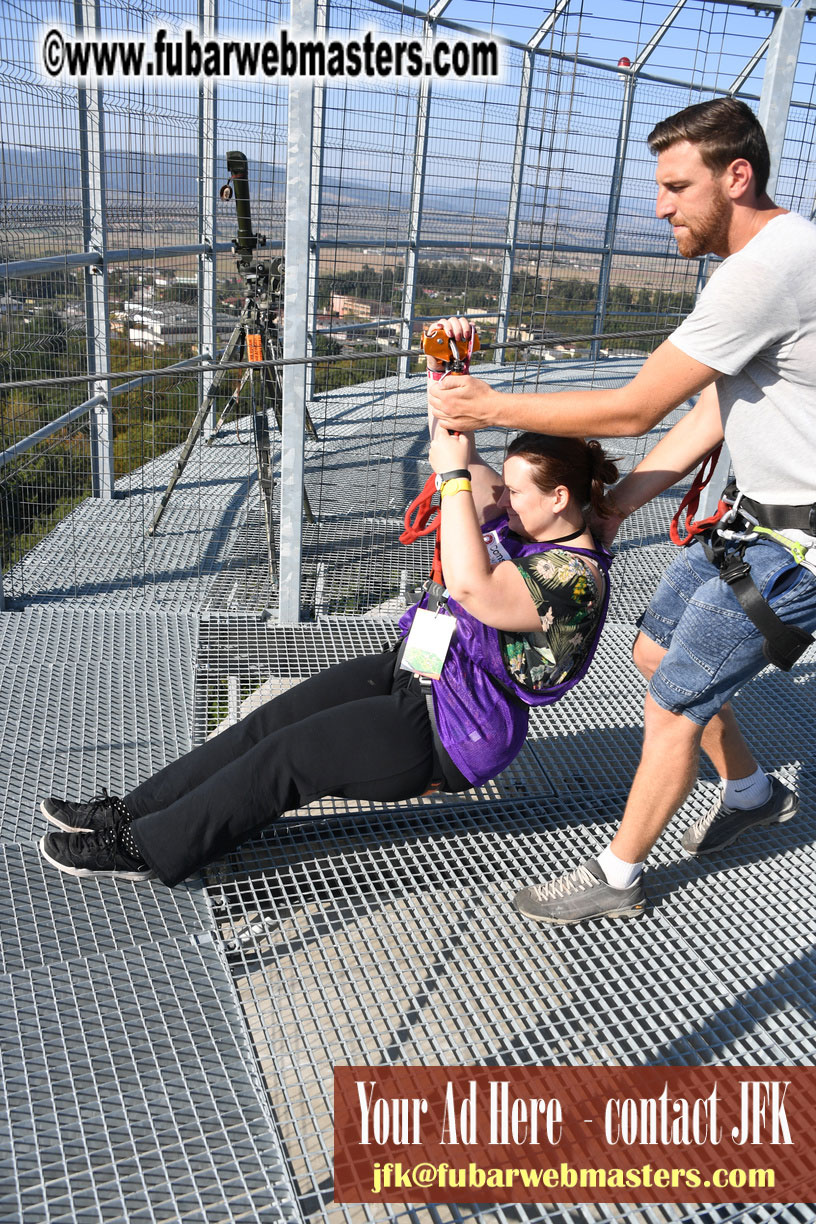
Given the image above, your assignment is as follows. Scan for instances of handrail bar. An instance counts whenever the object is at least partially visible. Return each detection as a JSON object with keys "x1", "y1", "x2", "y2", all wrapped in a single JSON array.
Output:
[{"x1": 0, "y1": 353, "x2": 211, "y2": 472}]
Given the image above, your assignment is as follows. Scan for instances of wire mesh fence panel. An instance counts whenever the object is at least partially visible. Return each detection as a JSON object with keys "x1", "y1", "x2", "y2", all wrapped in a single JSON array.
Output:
[{"x1": 3, "y1": 0, "x2": 816, "y2": 611}]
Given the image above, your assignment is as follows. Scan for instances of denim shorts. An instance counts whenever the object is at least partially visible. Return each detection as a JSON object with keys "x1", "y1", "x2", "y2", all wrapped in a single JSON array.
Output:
[{"x1": 639, "y1": 537, "x2": 816, "y2": 725}]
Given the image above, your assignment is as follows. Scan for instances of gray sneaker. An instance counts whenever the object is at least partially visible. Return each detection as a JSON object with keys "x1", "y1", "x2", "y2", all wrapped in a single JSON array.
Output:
[
  {"x1": 514, "y1": 859, "x2": 647, "y2": 926},
  {"x1": 681, "y1": 776, "x2": 798, "y2": 856}
]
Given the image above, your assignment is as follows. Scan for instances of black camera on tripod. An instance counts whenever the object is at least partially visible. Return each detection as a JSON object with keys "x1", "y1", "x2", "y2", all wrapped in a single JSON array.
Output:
[{"x1": 221, "y1": 150, "x2": 282, "y2": 294}]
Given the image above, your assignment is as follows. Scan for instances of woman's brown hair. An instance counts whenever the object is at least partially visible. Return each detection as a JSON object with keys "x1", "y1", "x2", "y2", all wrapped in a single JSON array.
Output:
[{"x1": 505, "y1": 432, "x2": 619, "y2": 518}]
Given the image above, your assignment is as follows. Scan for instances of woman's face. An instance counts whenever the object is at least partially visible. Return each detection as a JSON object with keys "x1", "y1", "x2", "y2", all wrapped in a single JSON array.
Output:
[{"x1": 499, "y1": 455, "x2": 566, "y2": 540}]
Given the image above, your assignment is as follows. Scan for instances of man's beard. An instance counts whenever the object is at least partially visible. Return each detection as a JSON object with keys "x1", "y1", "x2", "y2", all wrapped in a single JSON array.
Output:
[{"x1": 671, "y1": 187, "x2": 731, "y2": 258}]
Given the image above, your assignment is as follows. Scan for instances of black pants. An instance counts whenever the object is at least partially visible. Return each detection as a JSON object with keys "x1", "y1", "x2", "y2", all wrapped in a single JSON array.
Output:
[{"x1": 127, "y1": 650, "x2": 470, "y2": 886}]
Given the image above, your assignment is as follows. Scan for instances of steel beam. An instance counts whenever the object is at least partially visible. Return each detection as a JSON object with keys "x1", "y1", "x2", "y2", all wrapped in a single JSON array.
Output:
[
  {"x1": 757, "y1": 4, "x2": 806, "y2": 198},
  {"x1": 198, "y1": 0, "x2": 218, "y2": 435},
  {"x1": 700, "y1": 3, "x2": 806, "y2": 520},
  {"x1": 591, "y1": 0, "x2": 690, "y2": 360},
  {"x1": 730, "y1": 0, "x2": 803, "y2": 95},
  {"x1": 278, "y1": 0, "x2": 317, "y2": 623},
  {"x1": 307, "y1": 0, "x2": 331, "y2": 400},
  {"x1": 1, "y1": 241, "x2": 256, "y2": 281},
  {"x1": 399, "y1": 6, "x2": 451, "y2": 379},
  {"x1": 631, "y1": 0, "x2": 689, "y2": 73},
  {"x1": 77, "y1": 0, "x2": 113, "y2": 499}
]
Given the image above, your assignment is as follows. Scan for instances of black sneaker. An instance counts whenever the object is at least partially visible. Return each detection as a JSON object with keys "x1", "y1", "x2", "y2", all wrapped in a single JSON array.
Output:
[
  {"x1": 514, "y1": 858, "x2": 647, "y2": 925},
  {"x1": 40, "y1": 788, "x2": 129, "y2": 833},
  {"x1": 681, "y1": 776, "x2": 798, "y2": 856},
  {"x1": 39, "y1": 817, "x2": 154, "y2": 882}
]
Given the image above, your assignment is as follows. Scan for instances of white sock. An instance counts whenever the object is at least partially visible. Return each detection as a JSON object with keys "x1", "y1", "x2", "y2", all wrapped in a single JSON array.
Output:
[
  {"x1": 721, "y1": 767, "x2": 772, "y2": 811},
  {"x1": 597, "y1": 846, "x2": 644, "y2": 890}
]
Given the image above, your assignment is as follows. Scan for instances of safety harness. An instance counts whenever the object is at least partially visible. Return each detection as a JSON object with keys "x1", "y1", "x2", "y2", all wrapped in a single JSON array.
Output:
[{"x1": 670, "y1": 446, "x2": 816, "y2": 671}]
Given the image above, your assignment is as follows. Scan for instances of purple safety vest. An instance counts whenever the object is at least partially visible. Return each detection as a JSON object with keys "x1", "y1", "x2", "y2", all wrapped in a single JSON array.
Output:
[{"x1": 398, "y1": 514, "x2": 612, "y2": 786}]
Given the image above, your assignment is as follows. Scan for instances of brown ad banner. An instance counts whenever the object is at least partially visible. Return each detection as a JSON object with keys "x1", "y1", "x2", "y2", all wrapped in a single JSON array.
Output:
[{"x1": 333, "y1": 1065, "x2": 816, "y2": 1204}]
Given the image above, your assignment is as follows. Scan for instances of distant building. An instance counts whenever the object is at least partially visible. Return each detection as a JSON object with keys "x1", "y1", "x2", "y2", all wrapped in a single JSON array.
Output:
[
  {"x1": 330, "y1": 293, "x2": 384, "y2": 319},
  {"x1": 124, "y1": 301, "x2": 234, "y2": 350}
]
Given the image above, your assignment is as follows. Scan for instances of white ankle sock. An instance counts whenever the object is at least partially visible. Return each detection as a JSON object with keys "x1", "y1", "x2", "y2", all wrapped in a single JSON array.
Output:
[
  {"x1": 597, "y1": 846, "x2": 644, "y2": 890},
  {"x1": 721, "y1": 767, "x2": 772, "y2": 811}
]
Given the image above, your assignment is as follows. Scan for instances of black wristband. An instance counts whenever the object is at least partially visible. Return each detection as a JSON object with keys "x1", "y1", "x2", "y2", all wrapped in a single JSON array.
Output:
[{"x1": 438, "y1": 468, "x2": 471, "y2": 482}]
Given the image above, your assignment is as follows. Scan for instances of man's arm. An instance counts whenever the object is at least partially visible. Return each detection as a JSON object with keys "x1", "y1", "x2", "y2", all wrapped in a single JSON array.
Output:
[
  {"x1": 426, "y1": 331, "x2": 505, "y2": 524},
  {"x1": 429, "y1": 337, "x2": 720, "y2": 438},
  {"x1": 593, "y1": 382, "x2": 724, "y2": 546}
]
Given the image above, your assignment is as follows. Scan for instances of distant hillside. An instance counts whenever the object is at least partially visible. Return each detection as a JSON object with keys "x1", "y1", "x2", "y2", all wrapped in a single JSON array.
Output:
[{"x1": 2, "y1": 145, "x2": 663, "y2": 235}]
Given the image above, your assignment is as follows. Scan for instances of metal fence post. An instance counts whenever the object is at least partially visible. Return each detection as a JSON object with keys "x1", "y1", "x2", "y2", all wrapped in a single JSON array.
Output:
[
  {"x1": 77, "y1": 0, "x2": 114, "y2": 499},
  {"x1": 307, "y1": 0, "x2": 331, "y2": 401},
  {"x1": 199, "y1": 0, "x2": 218, "y2": 435},
  {"x1": 699, "y1": 4, "x2": 806, "y2": 520},
  {"x1": 495, "y1": 0, "x2": 571, "y2": 365},
  {"x1": 591, "y1": 72, "x2": 635, "y2": 361},
  {"x1": 399, "y1": 2, "x2": 451, "y2": 379},
  {"x1": 494, "y1": 47, "x2": 534, "y2": 366},
  {"x1": 591, "y1": 0, "x2": 690, "y2": 360},
  {"x1": 278, "y1": 0, "x2": 317, "y2": 623},
  {"x1": 757, "y1": 5, "x2": 806, "y2": 199}
]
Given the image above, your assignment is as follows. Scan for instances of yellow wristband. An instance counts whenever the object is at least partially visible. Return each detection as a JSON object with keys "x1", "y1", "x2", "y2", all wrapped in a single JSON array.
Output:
[{"x1": 440, "y1": 478, "x2": 472, "y2": 498}]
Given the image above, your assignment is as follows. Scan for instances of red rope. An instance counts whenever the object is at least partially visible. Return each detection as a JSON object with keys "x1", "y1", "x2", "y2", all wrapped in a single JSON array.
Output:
[
  {"x1": 400, "y1": 474, "x2": 444, "y2": 585},
  {"x1": 669, "y1": 443, "x2": 729, "y2": 546}
]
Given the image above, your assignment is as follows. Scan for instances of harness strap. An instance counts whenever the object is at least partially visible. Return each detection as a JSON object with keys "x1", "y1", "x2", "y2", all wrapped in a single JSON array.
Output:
[
  {"x1": 392, "y1": 639, "x2": 463, "y2": 792},
  {"x1": 672, "y1": 459, "x2": 815, "y2": 670},
  {"x1": 737, "y1": 493, "x2": 816, "y2": 535},
  {"x1": 418, "y1": 678, "x2": 449, "y2": 791},
  {"x1": 710, "y1": 547, "x2": 814, "y2": 672},
  {"x1": 400, "y1": 474, "x2": 444, "y2": 587},
  {"x1": 669, "y1": 443, "x2": 728, "y2": 546}
]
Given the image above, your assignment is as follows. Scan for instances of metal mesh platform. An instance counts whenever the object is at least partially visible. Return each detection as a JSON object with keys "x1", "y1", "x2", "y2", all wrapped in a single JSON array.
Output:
[
  {"x1": 199, "y1": 618, "x2": 816, "y2": 1224},
  {"x1": 0, "y1": 605, "x2": 299, "y2": 1222},
  {"x1": 3, "y1": 365, "x2": 815, "y2": 1222},
  {"x1": 1, "y1": 939, "x2": 297, "y2": 1224},
  {"x1": 0, "y1": 608, "x2": 198, "y2": 844}
]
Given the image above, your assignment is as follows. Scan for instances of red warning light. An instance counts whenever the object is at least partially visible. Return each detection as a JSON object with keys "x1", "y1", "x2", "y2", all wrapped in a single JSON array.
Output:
[{"x1": 617, "y1": 56, "x2": 632, "y2": 68}]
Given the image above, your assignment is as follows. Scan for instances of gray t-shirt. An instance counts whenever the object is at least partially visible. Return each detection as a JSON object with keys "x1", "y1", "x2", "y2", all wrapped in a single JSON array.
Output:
[{"x1": 670, "y1": 212, "x2": 816, "y2": 504}]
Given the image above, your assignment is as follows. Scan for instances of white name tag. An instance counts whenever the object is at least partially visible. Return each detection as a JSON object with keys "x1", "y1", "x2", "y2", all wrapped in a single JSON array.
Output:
[
  {"x1": 400, "y1": 609, "x2": 456, "y2": 680},
  {"x1": 483, "y1": 529, "x2": 511, "y2": 566}
]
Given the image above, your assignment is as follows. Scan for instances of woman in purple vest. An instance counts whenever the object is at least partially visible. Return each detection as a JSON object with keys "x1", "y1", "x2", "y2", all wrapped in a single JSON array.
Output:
[{"x1": 38, "y1": 361, "x2": 618, "y2": 887}]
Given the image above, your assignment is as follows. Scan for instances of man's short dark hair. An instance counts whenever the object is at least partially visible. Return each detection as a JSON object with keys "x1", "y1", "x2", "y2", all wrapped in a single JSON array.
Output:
[{"x1": 647, "y1": 98, "x2": 770, "y2": 196}]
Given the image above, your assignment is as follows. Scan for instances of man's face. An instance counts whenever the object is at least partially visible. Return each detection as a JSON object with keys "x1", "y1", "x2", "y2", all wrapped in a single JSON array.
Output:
[{"x1": 655, "y1": 140, "x2": 732, "y2": 258}]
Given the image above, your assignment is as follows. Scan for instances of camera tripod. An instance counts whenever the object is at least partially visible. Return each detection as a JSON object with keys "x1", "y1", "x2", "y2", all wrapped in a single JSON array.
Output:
[{"x1": 147, "y1": 151, "x2": 316, "y2": 582}]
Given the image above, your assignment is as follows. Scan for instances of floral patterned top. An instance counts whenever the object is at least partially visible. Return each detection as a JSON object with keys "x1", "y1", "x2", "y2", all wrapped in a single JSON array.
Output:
[{"x1": 499, "y1": 548, "x2": 605, "y2": 692}]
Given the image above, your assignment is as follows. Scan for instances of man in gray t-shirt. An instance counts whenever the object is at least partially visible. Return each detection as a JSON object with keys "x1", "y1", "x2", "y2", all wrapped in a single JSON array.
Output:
[
  {"x1": 671, "y1": 211, "x2": 816, "y2": 504},
  {"x1": 428, "y1": 97, "x2": 816, "y2": 925}
]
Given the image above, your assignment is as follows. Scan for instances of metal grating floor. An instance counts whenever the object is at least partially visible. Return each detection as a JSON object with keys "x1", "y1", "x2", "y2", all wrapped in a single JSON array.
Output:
[
  {"x1": 201, "y1": 620, "x2": 815, "y2": 1224},
  {"x1": 1, "y1": 939, "x2": 297, "y2": 1224},
  {"x1": 0, "y1": 609, "x2": 199, "y2": 845},
  {"x1": 2, "y1": 360, "x2": 814, "y2": 1222},
  {"x1": 0, "y1": 606, "x2": 300, "y2": 1222}
]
